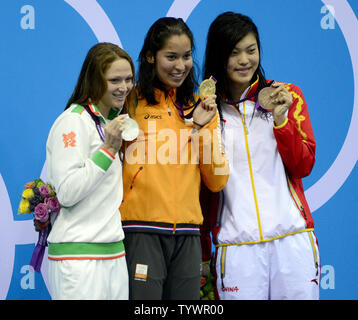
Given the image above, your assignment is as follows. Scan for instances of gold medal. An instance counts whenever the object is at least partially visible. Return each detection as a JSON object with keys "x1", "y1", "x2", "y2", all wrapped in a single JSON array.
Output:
[{"x1": 198, "y1": 76, "x2": 217, "y2": 100}]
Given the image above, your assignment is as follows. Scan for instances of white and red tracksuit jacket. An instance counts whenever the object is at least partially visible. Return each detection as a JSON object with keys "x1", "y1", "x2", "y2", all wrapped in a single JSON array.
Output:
[{"x1": 201, "y1": 79, "x2": 317, "y2": 262}]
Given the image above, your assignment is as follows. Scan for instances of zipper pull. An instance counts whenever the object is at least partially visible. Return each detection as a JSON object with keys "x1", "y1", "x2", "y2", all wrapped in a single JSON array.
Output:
[{"x1": 168, "y1": 107, "x2": 171, "y2": 116}]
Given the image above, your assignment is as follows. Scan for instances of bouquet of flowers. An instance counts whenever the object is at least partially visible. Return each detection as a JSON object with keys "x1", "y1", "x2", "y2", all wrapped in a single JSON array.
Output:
[
  {"x1": 18, "y1": 178, "x2": 60, "y2": 272},
  {"x1": 200, "y1": 271, "x2": 215, "y2": 300},
  {"x1": 200, "y1": 261, "x2": 215, "y2": 300}
]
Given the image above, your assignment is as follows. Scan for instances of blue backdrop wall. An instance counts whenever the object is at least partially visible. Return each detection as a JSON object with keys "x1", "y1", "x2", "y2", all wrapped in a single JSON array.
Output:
[{"x1": 1, "y1": 0, "x2": 357, "y2": 300}]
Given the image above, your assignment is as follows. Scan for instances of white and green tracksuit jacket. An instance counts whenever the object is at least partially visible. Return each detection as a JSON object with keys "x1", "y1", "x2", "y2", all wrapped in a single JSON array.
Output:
[{"x1": 46, "y1": 104, "x2": 125, "y2": 261}]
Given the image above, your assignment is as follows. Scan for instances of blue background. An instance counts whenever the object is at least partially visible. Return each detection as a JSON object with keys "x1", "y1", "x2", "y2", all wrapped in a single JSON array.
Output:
[{"x1": 0, "y1": 0, "x2": 357, "y2": 299}]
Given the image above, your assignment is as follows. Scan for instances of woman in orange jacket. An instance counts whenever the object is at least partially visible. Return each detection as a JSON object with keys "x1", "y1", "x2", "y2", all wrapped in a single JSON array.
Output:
[{"x1": 120, "y1": 17, "x2": 229, "y2": 300}]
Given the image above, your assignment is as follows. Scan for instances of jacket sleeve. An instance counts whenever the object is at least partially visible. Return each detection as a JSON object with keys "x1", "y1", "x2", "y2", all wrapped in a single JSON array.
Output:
[
  {"x1": 192, "y1": 111, "x2": 229, "y2": 192},
  {"x1": 273, "y1": 84, "x2": 316, "y2": 179},
  {"x1": 46, "y1": 113, "x2": 115, "y2": 207}
]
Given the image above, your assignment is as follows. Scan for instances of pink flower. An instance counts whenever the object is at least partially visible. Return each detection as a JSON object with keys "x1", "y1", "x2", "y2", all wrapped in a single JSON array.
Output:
[
  {"x1": 34, "y1": 203, "x2": 49, "y2": 223},
  {"x1": 45, "y1": 197, "x2": 60, "y2": 213},
  {"x1": 39, "y1": 185, "x2": 50, "y2": 198}
]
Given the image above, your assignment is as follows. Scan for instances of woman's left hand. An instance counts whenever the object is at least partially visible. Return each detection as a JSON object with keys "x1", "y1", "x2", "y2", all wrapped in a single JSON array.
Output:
[
  {"x1": 270, "y1": 82, "x2": 293, "y2": 126},
  {"x1": 193, "y1": 95, "x2": 217, "y2": 129}
]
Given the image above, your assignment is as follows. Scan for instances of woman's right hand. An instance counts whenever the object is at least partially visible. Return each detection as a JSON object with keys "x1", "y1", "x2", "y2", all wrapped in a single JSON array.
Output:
[
  {"x1": 193, "y1": 94, "x2": 217, "y2": 128},
  {"x1": 103, "y1": 115, "x2": 126, "y2": 155}
]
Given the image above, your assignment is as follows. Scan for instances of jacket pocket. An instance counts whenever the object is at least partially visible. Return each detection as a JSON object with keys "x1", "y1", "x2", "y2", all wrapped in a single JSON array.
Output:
[
  {"x1": 286, "y1": 175, "x2": 307, "y2": 221},
  {"x1": 122, "y1": 166, "x2": 143, "y2": 203},
  {"x1": 219, "y1": 246, "x2": 228, "y2": 289},
  {"x1": 308, "y1": 231, "x2": 320, "y2": 276}
]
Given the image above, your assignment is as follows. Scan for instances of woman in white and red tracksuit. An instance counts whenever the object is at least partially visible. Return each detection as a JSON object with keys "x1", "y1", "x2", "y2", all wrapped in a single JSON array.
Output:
[{"x1": 200, "y1": 12, "x2": 320, "y2": 300}]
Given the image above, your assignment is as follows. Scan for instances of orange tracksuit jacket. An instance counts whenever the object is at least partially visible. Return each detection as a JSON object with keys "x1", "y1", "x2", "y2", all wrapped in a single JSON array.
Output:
[{"x1": 120, "y1": 88, "x2": 229, "y2": 235}]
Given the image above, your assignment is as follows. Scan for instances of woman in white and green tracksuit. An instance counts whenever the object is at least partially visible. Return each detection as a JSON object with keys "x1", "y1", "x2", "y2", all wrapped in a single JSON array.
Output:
[{"x1": 46, "y1": 43, "x2": 136, "y2": 299}]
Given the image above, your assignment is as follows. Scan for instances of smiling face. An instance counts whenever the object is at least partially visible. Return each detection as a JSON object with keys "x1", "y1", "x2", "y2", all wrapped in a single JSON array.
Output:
[
  {"x1": 226, "y1": 32, "x2": 260, "y2": 99},
  {"x1": 152, "y1": 34, "x2": 193, "y2": 90},
  {"x1": 97, "y1": 58, "x2": 134, "y2": 116}
]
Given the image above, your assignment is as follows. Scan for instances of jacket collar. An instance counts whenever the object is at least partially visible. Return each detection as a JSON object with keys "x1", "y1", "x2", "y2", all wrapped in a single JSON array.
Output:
[
  {"x1": 153, "y1": 87, "x2": 177, "y2": 103},
  {"x1": 88, "y1": 104, "x2": 121, "y2": 123},
  {"x1": 228, "y1": 76, "x2": 274, "y2": 104},
  {"x1": 244, "y1": 75, "x2": 260, "y2": 102}
]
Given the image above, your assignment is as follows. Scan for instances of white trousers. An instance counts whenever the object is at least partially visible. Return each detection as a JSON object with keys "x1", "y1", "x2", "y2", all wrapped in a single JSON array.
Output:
[
  {"x1": 215, "y1": 231, "x2": 320, "y2": 300},
  {"x1": 49, "y1": 256, "x2": 129, "y2": 300}
]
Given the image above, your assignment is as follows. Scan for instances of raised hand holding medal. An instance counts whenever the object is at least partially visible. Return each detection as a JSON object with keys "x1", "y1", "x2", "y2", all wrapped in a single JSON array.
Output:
[
  {"x1": 199, "y1": 75, "x2": 217, "y2": 100},
  {"x1": 120, "y1": 114, "x2": 139, "y2": 141},
  {"x1": 193, "y1": 76, "x2": 217, "y2": 128},
  {"x1": 104, "y1": 114, "x2": 139, "y2": 155},
  {"x1": 258, "y1": 81, "x2": 293, "y2": 126}
]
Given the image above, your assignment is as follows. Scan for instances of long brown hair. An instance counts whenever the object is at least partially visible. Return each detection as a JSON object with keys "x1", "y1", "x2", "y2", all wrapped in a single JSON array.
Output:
[{"x1": 65, "y1": 42, "x2": 136, "y2": 117}]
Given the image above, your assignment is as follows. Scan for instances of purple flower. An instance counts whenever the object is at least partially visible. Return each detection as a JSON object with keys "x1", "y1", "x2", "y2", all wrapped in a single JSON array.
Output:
[
  {"x1": 39, "y1": 185, "x2": 50, "y2": 198},
  {"x1": 34, "y1": 203, "x2": 49, "y2": 223},
  {"x1": 45, "y1": 197, "x2": 60, "y2": 213},
  {"x1": 29, "y1": 195, "x2": 43, "y2": 211}
]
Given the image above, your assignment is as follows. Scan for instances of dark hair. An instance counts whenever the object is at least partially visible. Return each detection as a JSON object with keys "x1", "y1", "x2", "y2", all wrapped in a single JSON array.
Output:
[
  {"x1": 203, "y1": 12, "x2": 267, "y2": 105},
  {"x1": 65, "y1": 42, "x2": 136, "y2": 117},
  {"x1": 137, "y1": 17, "x2": 198, "y2": 106}
]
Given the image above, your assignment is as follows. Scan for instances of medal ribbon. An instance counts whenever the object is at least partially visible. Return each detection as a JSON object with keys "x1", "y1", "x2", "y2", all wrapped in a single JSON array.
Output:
[
  {"x1": 84, "y1": 105, "x2": 105, "y2": 141},
  {"x1": 226, "y1": 80, "x2": 274, "y2": 113},
  {"x1": 172, "y1": 76, "x2": 218, "y2": 120},
  {"x1": 172, "y1": 98, "x2": 201, "y2": 119}
]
